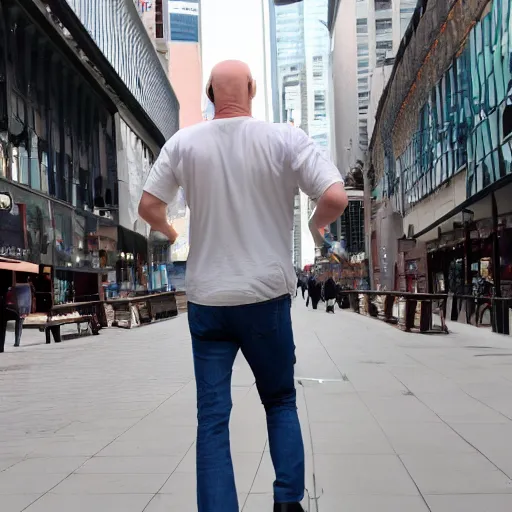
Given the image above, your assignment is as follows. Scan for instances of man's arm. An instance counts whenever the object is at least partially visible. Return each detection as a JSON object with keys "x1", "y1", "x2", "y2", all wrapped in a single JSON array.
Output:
[
  {"x1": 308, "y1": 183, "x2": 348, "y2": 248},
  {"x1": 138, "y1": 192, "x2": 179, "y2": 244},
  {"x1": 139, "y1": 137, "x2": 181, "y2": 243},
  {"x1": 290, "y1": 129, "x2": 348, "y2": 247}
]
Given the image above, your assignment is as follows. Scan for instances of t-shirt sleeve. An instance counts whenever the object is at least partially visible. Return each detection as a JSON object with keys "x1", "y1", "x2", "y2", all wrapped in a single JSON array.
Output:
[
  {"x1": 289, "y1": 127, "x2": 343, "y2": 201},
  {"x1": 143, "y1": 139, "x2": 180, "y2": 204}
]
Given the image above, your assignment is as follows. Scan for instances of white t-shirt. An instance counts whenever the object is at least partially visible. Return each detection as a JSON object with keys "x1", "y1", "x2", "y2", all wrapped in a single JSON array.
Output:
[{"x1": 143, "y1": 117, "x2": 343, "y2": 306}]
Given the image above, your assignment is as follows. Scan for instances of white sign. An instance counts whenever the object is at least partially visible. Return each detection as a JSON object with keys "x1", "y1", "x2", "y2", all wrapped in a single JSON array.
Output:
[{"x1": 169, "y1": 1, "x2": 198, "y2": 15}]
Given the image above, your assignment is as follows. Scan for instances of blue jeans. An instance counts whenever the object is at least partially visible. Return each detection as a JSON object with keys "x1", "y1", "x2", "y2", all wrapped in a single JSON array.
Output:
[{"x1": 188, "y1": 295, "x2": 305, "y2": 512}]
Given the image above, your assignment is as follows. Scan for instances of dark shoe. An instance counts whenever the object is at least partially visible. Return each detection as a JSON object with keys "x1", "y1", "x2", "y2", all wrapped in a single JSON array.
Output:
[{"x1": 274, "y1": 503, "x2": 305, "y2": 512}]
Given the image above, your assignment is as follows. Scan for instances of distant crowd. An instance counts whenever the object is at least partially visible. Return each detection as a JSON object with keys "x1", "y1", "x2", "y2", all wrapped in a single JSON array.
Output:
[{"x1": 296, "y1": 271, "x2": 350, "y2": 314}]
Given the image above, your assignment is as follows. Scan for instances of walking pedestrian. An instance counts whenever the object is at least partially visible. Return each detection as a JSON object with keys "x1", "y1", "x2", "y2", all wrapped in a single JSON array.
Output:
[
  {"x1": 324, "y1": 275, "x2": 337, "y2": 313},
  {"x1": 300, "y1": 276, "x2": 307, "y2": 299},
  {"x1": 138, "y1": 60, "x2": 347, "y2": 512}
]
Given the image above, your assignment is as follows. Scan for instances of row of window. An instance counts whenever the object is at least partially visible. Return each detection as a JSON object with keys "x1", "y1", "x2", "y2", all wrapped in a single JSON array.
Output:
[
  {"x1": 393, "y1": 0, "x2": 512, "y2": 210},
  {"x1": 0, "y1": 3, "x2": 119, "y2": 212}
]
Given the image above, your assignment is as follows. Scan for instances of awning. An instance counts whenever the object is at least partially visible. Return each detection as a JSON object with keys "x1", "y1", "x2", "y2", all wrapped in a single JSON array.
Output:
[{"x1": 0, "y1": 257, "x2": 39, "y2": 273}]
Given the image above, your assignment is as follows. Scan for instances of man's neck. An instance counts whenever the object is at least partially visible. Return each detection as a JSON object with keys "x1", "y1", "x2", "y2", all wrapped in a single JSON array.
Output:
[{"x1": 213, "y1": 105, "x2": 251, "y2": 119}]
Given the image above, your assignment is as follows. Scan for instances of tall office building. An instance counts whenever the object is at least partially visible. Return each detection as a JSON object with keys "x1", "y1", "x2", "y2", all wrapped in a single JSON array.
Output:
[
  {"x1": 133, "y1": 0, "x2": 171, "y2": 72},
  {"x1": 331, "y1": 0, "x2": 416, "y2": 174},
  {"x1": 168, "y1": 0, "x2": 202, "y2": 128},
  {"x1": 167, "y1": 0, "x2": 203, "y2": 262},
  {"x1": 272, "y1": 0, "x2": 330, "y2": 269}
]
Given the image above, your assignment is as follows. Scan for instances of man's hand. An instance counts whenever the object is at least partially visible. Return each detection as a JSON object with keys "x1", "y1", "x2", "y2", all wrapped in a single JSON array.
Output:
[
  {"x1": 138, "y1": 191, "x2": 179, "y2": 244},
  {"x1": 309, "y1": 182, "x2": 348, "y2": 249},
  {"x1": 320, "y1": 240, "x2": 332, "y2": 258}
]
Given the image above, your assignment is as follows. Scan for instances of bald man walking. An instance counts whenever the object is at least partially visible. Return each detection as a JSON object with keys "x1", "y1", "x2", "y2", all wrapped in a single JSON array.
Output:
[{"x1": 139, "y1": 60, "x2": 347, "y2": 512}]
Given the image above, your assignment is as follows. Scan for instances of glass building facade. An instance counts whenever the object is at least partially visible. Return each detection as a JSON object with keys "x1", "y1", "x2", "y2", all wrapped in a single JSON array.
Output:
[
  {"x1": 395, "y1": 0, "x2": 512, "y2": 212},
  {"x1": 273, "y1": 0, "x2": 330, "y2": 267}
]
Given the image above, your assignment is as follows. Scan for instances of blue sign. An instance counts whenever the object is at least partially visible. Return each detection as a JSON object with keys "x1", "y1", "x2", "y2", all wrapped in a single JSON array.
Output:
[{"x1": 169, "y1": 0, "x2": 199, "y2": 42}]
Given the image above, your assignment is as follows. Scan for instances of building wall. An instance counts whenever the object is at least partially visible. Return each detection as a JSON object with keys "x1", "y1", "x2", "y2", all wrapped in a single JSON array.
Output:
[
  {"x1": 66, "y1": 0, "x2": 178, "y2": 142},
  {"x1": 200, "y1": 0, "x2": 272, "y2": 121},
  {"x1": 367, "y1": 64, "x2": 392, "y2": 139},
  {"x1": 331, "y1": 0, "x2": 415, "y2": 175},
  {"x1": 169, "y1": 43, "x2": 203, "y2": 128},
  {"x1": 403, "y1": 171, "x2": 467, "y2": 242},
  {"x1": 332, "y1": 0, "x2": 361, "y2": 175},
  {"x1": 0, "y1": 0, "x2": 173, "y2": 279},
  {"x1": 368, "y1": 0, "x2": 512, "y2": 293}
]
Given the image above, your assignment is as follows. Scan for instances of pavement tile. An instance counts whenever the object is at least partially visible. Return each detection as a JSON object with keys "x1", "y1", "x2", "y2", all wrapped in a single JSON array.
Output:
[
  {"x1": 50, "y1": 473, "x2": 169, "y2": 494},
  {"x1": 0, "y1": 457, "x2": 23, "y2": 472},
  {"x1": 319, "y1": 494, "x2": 429, "y2": 511},
  {"x1": 76, "y1": 455, "x2": 182, "y2": 474},
  {"x1": 377, "y1": 421, "x2": 475, "y2": 455},
  {"x1": 243, "y1": 493, "x2": 274, "y2": 511},
  {"x1": 304, "y1": 393, "x2": 374, "y2": 423},
  {"x1": 144, "y1": 492, "x2": 247, "y2": 511},
  {"x1": 159, "y1": 471, "x2": 196, "y2": 494},
  {"x1": 310, "y1": 420, "x2": 394, "y2": 454},
  {"x1": 314, "y1": 454, "x2": 419, "y2": 496},
  {"x1": 360, "y1": 393, "x2": 442, "y2": 423},
  {"x1": 426, "y1": 494, "x2": 512, "y2": 512},
  {"x1": 2, "y1": 494, "x2": 41, "y2": 512},
  {"x1": 4, "y1": 457, "x2": 88, "y2": 474},
  {"x1": 400, "y1": 452, "x2": 512, "y2": 494},
  {"x1": 0, "y1": 473, "x2": 67, "y2": 494},
  {"x1": 448, "y1": 423, "x2": 512, "y2": 477},
  {"x1": 23, "y1": 493, "x2": 153, "y2": 512},
  {"x1": 416, "y1": 392, "x2": 509, "y2": 424}
]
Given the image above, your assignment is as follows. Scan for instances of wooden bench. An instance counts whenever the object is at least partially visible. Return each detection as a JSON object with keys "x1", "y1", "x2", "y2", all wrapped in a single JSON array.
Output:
[
  {"x1": 23, "y1": 314, "x2": 97, "y2": 344},
  {"x1": 106, "y1": 292, "x2": 178, "y2": 329},
  {"x1": 339, "y1": 290, "x2": 449, "y2": 334}
]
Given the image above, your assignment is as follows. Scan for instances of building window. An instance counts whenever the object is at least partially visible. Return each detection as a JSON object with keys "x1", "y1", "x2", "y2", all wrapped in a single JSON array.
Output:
[
  {"x1": 356, "y1": 18, "x2": 368, "y2": 34},
  {"x1": 375, "y1": 0, "x2": 392, "y2": 10},
  {"x1": 376, "y1": 40, "x2": 393, "y2": 50},
  {"x1": 376, "y1": 19, "x2": 392, "y2": 33},
  {"x1": 357, "y1": 43, "x2": 369, "y2": 57},
  {"x1": 155, "y1": 0, "x2": 164, "y2": 39},
  {"x1": 358, "y1": 59, "x2": 369, "y2": 69}
]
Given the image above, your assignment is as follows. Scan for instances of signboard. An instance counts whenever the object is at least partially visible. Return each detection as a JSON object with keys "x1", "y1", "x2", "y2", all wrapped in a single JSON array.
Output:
[
  {"x1": 169, "y1": 1, "x2": 198, "y2": 15},
  {"x1": 169, "y1": 0, "x2": 198, "y2": 42}
]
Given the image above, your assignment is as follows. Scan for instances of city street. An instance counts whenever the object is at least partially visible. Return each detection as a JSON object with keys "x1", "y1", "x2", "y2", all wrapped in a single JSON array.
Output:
[{"x1": 1, "y1": 300, "x2": 512, "y2": 512}]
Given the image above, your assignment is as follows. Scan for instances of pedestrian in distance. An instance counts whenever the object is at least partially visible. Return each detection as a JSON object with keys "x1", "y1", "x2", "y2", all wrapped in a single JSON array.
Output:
[
  {"x1": 324, "y1": 275, "x2": 337, "y2": 313},
  {"x1": 138, "y1": 59, "x2": 348, "y2": 512}
]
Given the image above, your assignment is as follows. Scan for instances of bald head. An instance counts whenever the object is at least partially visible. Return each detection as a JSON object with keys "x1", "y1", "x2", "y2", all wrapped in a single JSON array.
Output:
[{"x1": 206, "y1": 60, "x2": 256, "y2": 119}]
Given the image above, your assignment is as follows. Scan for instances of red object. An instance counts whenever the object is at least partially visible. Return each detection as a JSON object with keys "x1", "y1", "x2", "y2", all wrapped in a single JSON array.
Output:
[{"x1": 5, "y1": 288, "x2": 15, "y2": 307}]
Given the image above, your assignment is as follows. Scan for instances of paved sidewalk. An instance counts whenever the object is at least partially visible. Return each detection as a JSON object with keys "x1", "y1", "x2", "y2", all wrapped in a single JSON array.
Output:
[{"x1": 1, "y1": 300, "x2": 512, "y2": 511}]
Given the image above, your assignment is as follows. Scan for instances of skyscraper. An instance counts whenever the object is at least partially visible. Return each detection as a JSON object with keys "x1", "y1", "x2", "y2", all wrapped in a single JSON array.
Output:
[
  {"x1": 167, "y1": 0, "x2": 202, "y2": 262},
  {"x1": 330, "y1": 0, "x2": 416, "y2": 174},
  {"x1": 272, "y1": 0, "x2": 330, "y2": 268},
  {"x1": 133, "y1": 0, "x2": 170, "y2": 72}
]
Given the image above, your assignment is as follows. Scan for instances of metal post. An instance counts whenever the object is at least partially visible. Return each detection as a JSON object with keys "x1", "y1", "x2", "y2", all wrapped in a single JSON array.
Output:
[{"x1": 491, "y1": 192, "x2": 508, "y2": 334}]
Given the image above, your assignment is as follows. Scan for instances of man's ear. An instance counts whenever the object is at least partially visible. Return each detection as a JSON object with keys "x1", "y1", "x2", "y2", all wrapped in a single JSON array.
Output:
[
  {"x1": 249, "y1": 79, "x2": 257, "y2": 100},
  {"x1": 206, "y1": 79, "x2": 214, "y2": 103}
]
